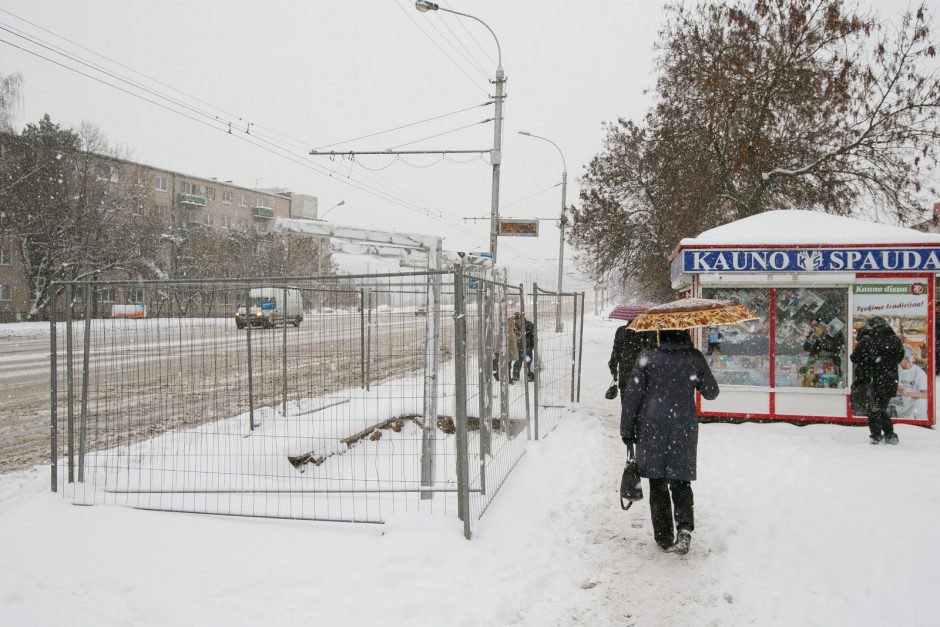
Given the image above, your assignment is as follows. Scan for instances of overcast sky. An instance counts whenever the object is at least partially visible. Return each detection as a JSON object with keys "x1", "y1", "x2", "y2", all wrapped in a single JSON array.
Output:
[{"x1": 1, "y1": 0, "x2": 935, "y2": 289}]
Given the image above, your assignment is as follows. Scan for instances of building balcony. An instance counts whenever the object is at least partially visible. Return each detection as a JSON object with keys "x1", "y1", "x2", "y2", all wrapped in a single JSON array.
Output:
[
  {"x1": 178, "y1": 193, "x2": 207, "y2": 207},
  {"x1": 252, "y1": 206, "x2": 275, "y2": 219},
  {"x1": 183, "y1": 221, "x2": 204, "y2": 230}
]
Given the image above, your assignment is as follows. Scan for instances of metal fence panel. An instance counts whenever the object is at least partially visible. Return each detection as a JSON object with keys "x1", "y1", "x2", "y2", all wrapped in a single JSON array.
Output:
[{"x1": 39, "y1": 272, "x2": 583, "y2": 537}]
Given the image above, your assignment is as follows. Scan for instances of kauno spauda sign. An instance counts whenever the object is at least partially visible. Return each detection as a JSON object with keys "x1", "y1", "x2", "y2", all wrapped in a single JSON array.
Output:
[{"x1": 680, "y1": 248, "x2": 940, "y2": 273}]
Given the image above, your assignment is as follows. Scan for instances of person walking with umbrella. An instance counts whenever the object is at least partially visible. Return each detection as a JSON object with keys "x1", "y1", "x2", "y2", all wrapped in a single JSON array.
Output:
[{"x1": 620, "y1": 298, "x2": 755, "y2": 554}]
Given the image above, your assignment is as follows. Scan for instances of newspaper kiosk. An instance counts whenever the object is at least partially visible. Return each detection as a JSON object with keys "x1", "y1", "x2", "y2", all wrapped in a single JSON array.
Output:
[{"x1": 671, "y1": 210, "x2": 940, "y2": 426}]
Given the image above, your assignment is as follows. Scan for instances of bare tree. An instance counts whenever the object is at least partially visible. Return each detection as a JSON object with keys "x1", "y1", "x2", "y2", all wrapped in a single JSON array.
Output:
[{"x1": 570, "y1": 0, "x2": 940, "y2": 298}]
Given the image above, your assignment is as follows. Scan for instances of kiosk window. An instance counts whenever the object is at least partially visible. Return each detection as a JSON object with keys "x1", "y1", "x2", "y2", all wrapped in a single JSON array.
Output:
[
  {"x1": 701, "y1": 288, "x2": 771, "y2": 386},
  {"x1": 774, "y1": 288, "x2": 847, "y2": 388}
]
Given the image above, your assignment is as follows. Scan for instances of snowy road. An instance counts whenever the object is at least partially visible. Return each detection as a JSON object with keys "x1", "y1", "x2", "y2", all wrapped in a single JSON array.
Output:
[{"x1": 0, "y1": 312, "x2": 447, "y2": 473}]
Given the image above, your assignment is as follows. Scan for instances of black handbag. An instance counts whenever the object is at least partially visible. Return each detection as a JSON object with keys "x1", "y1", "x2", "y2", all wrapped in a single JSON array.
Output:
[
  {"x1": 605, "y1": 380, "x2": 618, "y2": 400},
  {"x1": 619, "y1": 443, "x2": 643, "y2": 510}
]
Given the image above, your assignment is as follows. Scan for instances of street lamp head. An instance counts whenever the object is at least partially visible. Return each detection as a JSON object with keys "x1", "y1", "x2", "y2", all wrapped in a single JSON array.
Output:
[
  {"x1": 415, "y1": 1, "x2": 439, "y2": 12},
  {"x1": 518, "y1": 131, "x2": 532, "y2": 136}
]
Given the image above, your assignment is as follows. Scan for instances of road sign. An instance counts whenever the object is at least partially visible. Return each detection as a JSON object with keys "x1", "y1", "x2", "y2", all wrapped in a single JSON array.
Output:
[{"x1": 498, "y1": 219, "x2": 539, "y2": 237}]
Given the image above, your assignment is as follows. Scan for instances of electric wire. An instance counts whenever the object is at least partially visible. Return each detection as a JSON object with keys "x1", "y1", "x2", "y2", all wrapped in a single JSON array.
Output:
[
  {"x1": 421, "y1": 11, "x2": 491, "y2": 81},
  {"x1": 389, "y1": 119, "x2": 491, "y2": 149},
  {"x1": 313, "y1": 101, "x2": 492, "y2": 150},
  {"x1": 0, "y1": 16, "x2": 523, "y2": 252},
  {"x1": 440, "y1": 0, "x2": 497, "y2": 67},
  {"x1": 391, "y1": 0, "x2": 491, "y2": 96}
]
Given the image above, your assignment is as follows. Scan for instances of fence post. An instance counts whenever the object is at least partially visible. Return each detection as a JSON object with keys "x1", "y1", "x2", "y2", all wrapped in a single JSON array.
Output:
[
  {"x1": 497, "y1": 277, "x2": 510, "y2": 432},
  {"x1": 570, "y1": 292, "x2": 578, "y2": 403},
  {"x1": 482, "y1": 281, "x2": 494, "y2": 456},
  {"x1": 366, "y1": 289, "x2": 372, "y2": 391},
  {"x1": 65, "y1": 282, "x2": 75, "y2": 483},
  {"x1": 476, "y1": 286, "x2": 488, "y2": 494},
  {"x1": 359, "y1": 288, "x2": 366, "y2": 389},
  {"x1": 421, "y1": 242, "x2": 443, "y2": 500},
  {"x1": 453, "y1": 268, "x2": 471, "y2": 538},
  {"x1": 532, "y1": 283, "x2": 540, "y2": 441},
  {"x1": 577, "y1": 292, "x2": 585, "y2": 402},
  {"x1": 282, "y1": 284, "x2": 288, "y2": 417},
  {"x1": 50, "y1": 284, "x2": 58, "y2": 492},
  {"x1": 245, "y1": 288, "x2": 255, "y2": 431},
  {"x1": 78, "y1": 283, "x2": 93, "y2": 482},
  {"x1": 519, "y1": 284, "x2": 531, "y2": 439}
]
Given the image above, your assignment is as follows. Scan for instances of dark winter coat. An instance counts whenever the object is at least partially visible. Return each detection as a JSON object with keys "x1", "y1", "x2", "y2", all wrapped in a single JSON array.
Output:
[
  {"x1": 620, "y1": 330, "x2": 720, "y2": 481},
  {"x1": 850, "y1": 318, "x2": 905, "y2": 402},
  {"x1": 608, "y1": 323, "x2": 657, "y2": 390}
]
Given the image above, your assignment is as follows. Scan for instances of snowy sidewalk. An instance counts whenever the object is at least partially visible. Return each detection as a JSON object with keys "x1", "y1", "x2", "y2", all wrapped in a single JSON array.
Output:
[{"x1": 2, "y1": 315, "x2": 939, "y2": 626}]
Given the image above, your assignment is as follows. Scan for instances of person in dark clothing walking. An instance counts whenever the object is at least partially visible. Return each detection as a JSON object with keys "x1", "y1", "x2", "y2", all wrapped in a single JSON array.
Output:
[
  {"x1": 620, "y1": 329, "x2": 720, "y2": 554},
  {"x1": 850, "y1": 317, "x2": 905, "y2": 445},
  {"x1": 608, "y1": 322, "x2": 657, "y2": 399},
  {"x1": 510, "y1": 312, "x2": 535, "y2": 382}
]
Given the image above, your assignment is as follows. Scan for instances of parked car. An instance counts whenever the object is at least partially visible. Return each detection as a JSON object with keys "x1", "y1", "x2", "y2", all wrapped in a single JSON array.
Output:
[
  {"x1": 413, "y1": 306, "x2": 427, "y2": 316},
  {"x1": 235, "y1": 287, "x2": 304, "y2": 329}
]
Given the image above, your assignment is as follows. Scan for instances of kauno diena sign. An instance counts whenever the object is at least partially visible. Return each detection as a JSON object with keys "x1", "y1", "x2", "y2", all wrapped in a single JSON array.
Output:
[{"x1": 679, "y1": 247, "x2": 940, "y2": 273}]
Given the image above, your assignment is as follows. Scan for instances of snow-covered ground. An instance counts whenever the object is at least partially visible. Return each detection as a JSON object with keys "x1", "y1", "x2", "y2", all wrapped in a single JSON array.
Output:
[{"x1": 2, "y1": 315, "x2": 939, "y2": 626}]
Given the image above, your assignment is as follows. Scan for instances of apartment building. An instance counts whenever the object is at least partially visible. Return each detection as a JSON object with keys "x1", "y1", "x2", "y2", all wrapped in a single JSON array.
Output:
[{"x1": 0, "y1": 145, "x2": 321, "y2": 321}]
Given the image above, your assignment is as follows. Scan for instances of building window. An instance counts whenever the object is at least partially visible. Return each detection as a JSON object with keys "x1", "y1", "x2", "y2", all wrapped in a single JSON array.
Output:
[
  {"x1": 255, "y1": 241, "x2": 269, "y2": 256},
  {"x1": 0, "y1": 284, "x2": 11, "y2": 301},
  {"x1": 700, "y1": 288, "x2": 771, "y2": 387},
  {"x1": 134, "y1": 204, "x2": 145, "y2": 216},
  {"x1": 774, "y1": 288, "x2": 847, "y2": 388},
  {"x1": 0, "y1": 248, "x2": 11, "y2": 265},
  {"x1": 256, "y1": 221, "x2": 267, "y2": 234},
  {"x1": 222, "y1": 216, "x2": 232, "y2": 228},
  {"x1": 154, "y1": 176, "x2": 168, "y2": 192},
  {"x1": 128, "y1": 288, "x2": 146, "y2": 303},
  {"x1": 206, "y1": 187, "x2": 215, "y2": 201},
  {"x1": 187, "y1": 210, "x2": 197, "y2": 222},
  {"x1": 97, "y1": 288, "x2": 117, "y2": 303},
  {"x1": 96, "y1": 164, "x2": 118, "y2": 182},
  {"x1": 155, "y1": 205, "x2": 166, "y2": 218},
  {"x1": 239, "y1": 219, "x2": 247, "y2": 229},
  {"x1": 205, "y1": 213, "x2": 214, "y2": 226},
  {"x1": 239, "y1": 193, "x2": 248, "y2": 207},
  {"x1": 222, "y1": 191, "x2": 232, "y2": 204},
  {"x1": 180, "y1": 181, "x2": 193, "y2": 194}
]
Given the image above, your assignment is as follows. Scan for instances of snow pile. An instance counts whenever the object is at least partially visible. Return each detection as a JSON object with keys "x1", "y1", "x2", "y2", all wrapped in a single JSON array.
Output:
[{"x1": 680, "y1": 209, "x2": 940, "y2": 246}]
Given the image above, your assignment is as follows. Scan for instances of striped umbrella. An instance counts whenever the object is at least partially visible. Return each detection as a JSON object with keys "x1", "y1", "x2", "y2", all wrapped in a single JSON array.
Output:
[{"x1": 608, "y1": 301, "x2": 658, "y2": 321}]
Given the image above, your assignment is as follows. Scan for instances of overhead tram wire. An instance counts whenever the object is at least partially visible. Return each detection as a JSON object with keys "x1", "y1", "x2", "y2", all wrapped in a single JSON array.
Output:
[
  {"x1": 313, "y1": 101, "x2": 492, "y2": 150},
  {"x1": 440, "y1": 0, "x2": 497, "y2": 67},
  {"x1": 389, "y1": 119, "x2": 492, "y2": 150},
  {"x1": 0, "y1": 34, "x2": 485, "y2": 242},
  {"x1": 430, "y1": 10, "x2": 492, "y2": 78},
  {"x1": 0, "y1": 20, "x2": 498, "y2": 244},
  {"x1": 392, "y1": 0, "x2": 491, "y2": 96},
  {"x1": 0, "y1": 6, "x2": 486, "y2": 172},
  {"x1": 421, "y1": 11, "x2": 491, "y2": 81}
]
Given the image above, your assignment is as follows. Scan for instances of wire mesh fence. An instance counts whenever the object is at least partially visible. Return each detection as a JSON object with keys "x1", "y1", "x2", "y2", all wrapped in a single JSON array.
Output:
[
  {"x1": 46, "y1": 271, "x2": 583, "y2": 537},
  {"x1": 532, "y1": 285, "x2": 585, "y2": 438}
]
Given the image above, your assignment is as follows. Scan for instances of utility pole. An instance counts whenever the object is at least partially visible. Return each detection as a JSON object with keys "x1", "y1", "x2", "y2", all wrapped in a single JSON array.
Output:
[{"x1": 489, "y1": 67, "x2": 505, "y2": 263}]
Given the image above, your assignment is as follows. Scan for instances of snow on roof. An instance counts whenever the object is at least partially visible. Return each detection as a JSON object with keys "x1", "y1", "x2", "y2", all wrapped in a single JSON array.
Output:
[{"x1": 679, "y1": 210, "x2": 940, "y2": 247}]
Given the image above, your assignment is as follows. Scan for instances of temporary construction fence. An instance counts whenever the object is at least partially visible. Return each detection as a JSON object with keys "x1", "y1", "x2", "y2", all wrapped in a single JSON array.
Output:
[{"x1": 47, "y1": 270, "x2": 584, "y2": 538}]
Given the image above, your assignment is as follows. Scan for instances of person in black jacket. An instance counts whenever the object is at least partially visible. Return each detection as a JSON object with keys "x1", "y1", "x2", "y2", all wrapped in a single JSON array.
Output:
[
  {"x1": 620, "y1": 329, "x2": 720, "y2": 554},
  {"x1": 609, "y1": 321, "x2": 657, "y2": 395},
  {"x1": 850, "y1": 317, "x2": 905, "y2": 445},
  {"x1": 510, "y1": 312, "x2": 535, "y2": 382}
]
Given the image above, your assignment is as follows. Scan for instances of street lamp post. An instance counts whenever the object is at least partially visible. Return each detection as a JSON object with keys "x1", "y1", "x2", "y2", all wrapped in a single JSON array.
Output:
[
  {"x1": 317, "y1": 200, "x2": 345, "y2": 276},
  {"x1": 518, "y1": 131, "x2": 567, "y2": 332},
  {"x1": 415, "y1": 1, "x2": 504, "y2": 264}
]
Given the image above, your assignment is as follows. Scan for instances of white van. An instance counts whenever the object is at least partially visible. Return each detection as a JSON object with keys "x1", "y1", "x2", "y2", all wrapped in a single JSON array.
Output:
[{"x1": 235, "y1": 287, "x2": 304, "y2": 329}]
